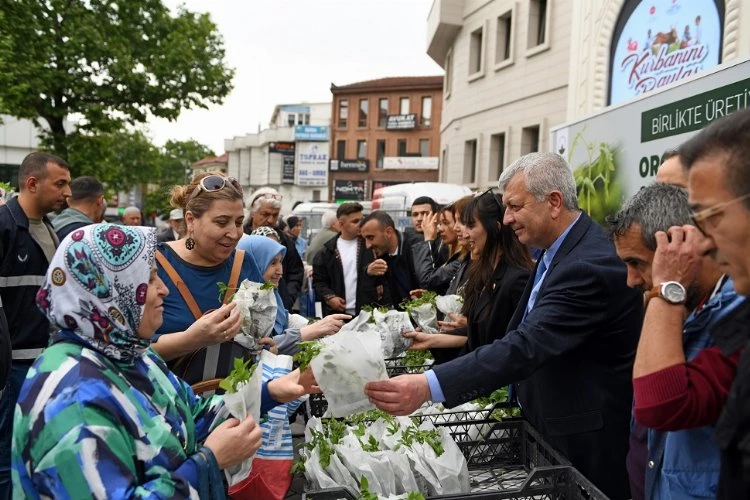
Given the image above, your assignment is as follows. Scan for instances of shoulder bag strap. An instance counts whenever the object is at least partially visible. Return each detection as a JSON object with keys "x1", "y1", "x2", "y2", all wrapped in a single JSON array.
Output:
[
  {"x1": 224, "y1": 249, "x2": 245, "y2": 305},
  {"x1": 155, "y1": 250, "x2": 202, "y2": 320}
]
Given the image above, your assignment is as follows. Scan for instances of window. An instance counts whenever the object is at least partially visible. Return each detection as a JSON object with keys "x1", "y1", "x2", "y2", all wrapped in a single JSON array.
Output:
[
  {"x1": 297, "y1": 114, "x2": 305, "y2": 125},
  {"x1": 304, "y1": 114, "x2": 310, "y2": 125},
  {"x1": 338, "y1": 99, "x2": 348, "y2": 128},
  {"x1": 376, "y1": 140, "x2": 386, "y2": 169},
  {"x1": 397, "y1": 139, "x2": 407, "y2": 156},
  {"x1": 358, "y1": 98, "x2": 369, "y2": 128},
  {"x1": 312, "y1": 190, "x2": 321, "y2": 201},
  {"x1": 464, "y1": 140, "x2": 477, "y2": 184},
  {"x1": 356, "y1": 140, "x2": 367, "y2": 159},
  {"x1": 445, "y1": 50, "x2": 453, "y2": 97},
  {"x1": 287, "y1": 114, "x2": 296, "y2": 127},
  {"x1": 419, "y1": 139, "x2": 430, "y2": 157},
  {"x1": 400, "y1": 97, "x2": 410, "y2": 115},
  {"x1": 495, "y1": 10, "x2": 513, "y2": 65},
  {"x1": 469, "y1": 26, "x2": 484, "y2": 76},
  {"x1": 521, "y1": 125, "x2": 540, "y2": 155},
  {"x1": 378, "y1": 98, "x2": 388, "y2": 127},
  {"x1": 489, "y1": 133, "x2": 506, "y2": 181},
  {"x1": 527, "y1": 0, "x2": 549, "y2": 50},
  {"x1": 420, "y1": 96, "x2": 432, "y2": 126},
  {"x1": 336, "y1": 140, "x2": 346, "y2": 159}
]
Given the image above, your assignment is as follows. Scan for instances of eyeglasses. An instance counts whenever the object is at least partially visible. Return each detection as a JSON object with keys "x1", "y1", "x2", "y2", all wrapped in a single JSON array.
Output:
[
  {"x1": 251, "y1": 192, "x2": 283, "y2": 205},
  {"x1": 691, "y1": 192, "x2": 750, "y2": 235},
  {"x1": 187, "y1": 175, "x2": 242, "y2": 203}
]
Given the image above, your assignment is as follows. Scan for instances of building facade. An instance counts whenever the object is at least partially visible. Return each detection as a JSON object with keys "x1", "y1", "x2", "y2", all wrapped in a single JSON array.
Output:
[
  {"x1": 0, "y1": 115, "x2": 42, "y2": 188},
  {"x1": 427, "y1": 0, "x2": 749, "y2": 188},
  {"x1": 328, "y1": 76, "x2": 443, "y2": 202},
  {"x1": 224, "y1": 102, "x2": 331, "y2": 213}
]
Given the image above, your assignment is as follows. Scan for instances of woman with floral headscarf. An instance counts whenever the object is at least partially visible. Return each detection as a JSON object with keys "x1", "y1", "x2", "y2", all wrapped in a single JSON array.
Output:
[{"x1": 12, "y1": 224, "x2": 316, "y2": 499}]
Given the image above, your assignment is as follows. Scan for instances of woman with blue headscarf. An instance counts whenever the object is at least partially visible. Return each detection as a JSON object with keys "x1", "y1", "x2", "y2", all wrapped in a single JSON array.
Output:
[
  {"x1": 241, "y1": 235, "x2": 350, "y2": 354},
  {"x1": 12, "y1": 225, "x2": 318, "y2": 499}
]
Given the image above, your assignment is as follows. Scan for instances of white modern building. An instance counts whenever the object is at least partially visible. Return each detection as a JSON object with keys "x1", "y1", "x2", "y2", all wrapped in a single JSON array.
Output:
[
  {"x1": 427, "y1": 0, "x2": 749, "y2": 188},
  {"x1": 0, "y1": 115, "x2": 42, "y2": 188},
  {"x1": 224, "y1": 102, "x2": 331, "y2": 213}
]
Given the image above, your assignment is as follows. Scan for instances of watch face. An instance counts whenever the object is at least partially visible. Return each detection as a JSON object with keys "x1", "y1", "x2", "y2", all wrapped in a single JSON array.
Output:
[{"x1": 663, "y1": 282, "x2": 687, "y2": 304}]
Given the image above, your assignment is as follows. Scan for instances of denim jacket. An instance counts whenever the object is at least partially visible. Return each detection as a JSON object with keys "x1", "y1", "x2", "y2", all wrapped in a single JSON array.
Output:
[{"x1": 645, "y1": 277, "x2": 745, "y2": 499}]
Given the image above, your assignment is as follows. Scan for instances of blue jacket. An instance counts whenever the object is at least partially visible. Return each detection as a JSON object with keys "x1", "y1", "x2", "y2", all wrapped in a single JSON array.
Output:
[{"x1": 646, "y1": 276, "x2": 745, "y2": 499}]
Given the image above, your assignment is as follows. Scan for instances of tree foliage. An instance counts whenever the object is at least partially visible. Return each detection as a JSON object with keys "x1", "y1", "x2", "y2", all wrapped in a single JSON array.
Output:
[
  {"x1": 143, "y1": 139, "x2": 215, "y2": 217},
  {"x1": 0, "y1": 0, "x2": 234, "y2": 156}
]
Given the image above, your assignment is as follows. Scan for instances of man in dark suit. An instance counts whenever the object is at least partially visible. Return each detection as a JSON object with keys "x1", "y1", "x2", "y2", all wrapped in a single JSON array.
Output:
[
  {"x1": 359, "y1": 210, "x2": 421, "y2": 308},
  {"x1": 366, "y1": 152, "x2": 643, "y2": 499}
]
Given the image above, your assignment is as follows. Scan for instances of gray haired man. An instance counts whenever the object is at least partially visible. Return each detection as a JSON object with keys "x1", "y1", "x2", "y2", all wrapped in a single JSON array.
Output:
[
  {"x1": 243, "y1": 187, "x2": 304, "y2": 310},
  {"x1": 607, "y1": 182, "x2": 743, "y2": 500}
]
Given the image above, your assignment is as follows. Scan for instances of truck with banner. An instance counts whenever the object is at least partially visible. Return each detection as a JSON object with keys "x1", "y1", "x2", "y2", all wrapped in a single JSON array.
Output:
[{"x1": 551, "y1": 58, "x2": 750, "y2": 208}]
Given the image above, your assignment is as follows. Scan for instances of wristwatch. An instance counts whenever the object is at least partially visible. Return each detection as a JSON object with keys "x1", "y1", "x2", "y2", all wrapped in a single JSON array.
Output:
[{"x1": 646, "y1": 281, "x2": 687, "y2": 305}]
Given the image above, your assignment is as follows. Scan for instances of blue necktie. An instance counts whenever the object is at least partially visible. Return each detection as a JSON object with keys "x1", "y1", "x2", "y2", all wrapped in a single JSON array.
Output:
[{"x1": 532, "y1": 256, "x2": 547, "y2": 288}]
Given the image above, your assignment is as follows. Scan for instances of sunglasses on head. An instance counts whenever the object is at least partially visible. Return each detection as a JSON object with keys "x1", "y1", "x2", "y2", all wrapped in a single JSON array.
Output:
[
  {"x1": 251, "y1": 192, "x2": 283, "y2": 205},
  {"x1": 188, "y1": 175, "x2": 242, "y2": 203},
  {"x1": 477, "y1": 187, "x2": 504, "y2": 212}
]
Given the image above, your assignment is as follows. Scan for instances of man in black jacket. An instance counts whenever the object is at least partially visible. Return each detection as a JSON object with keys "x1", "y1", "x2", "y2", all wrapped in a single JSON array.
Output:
[
  {"x1": 0, "y1": 152, "x2": 71, "y2": 497},
  {"x1": 243, "y1": 187, "x2": 304, "y2": 310},
  {"x1": 366, "y1": 152, "x2": 642, "y2": 499},
  {"x1": 313, "y1": 202, "x2": 369, "y2": 316},
  {"x1": 359, "y1": 210, "x2": 421, "y2": 308}
]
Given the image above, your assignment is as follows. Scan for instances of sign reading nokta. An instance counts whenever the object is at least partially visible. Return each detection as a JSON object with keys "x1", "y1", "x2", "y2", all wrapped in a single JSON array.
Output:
[{"x1": 609, "y1": 0, "x2": 722, "y2": 105}]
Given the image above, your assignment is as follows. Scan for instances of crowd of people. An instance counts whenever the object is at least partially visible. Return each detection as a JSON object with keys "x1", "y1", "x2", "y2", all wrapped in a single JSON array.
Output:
[{"x1": 0, "y1": 108, "x2": 748, "y2": 499}]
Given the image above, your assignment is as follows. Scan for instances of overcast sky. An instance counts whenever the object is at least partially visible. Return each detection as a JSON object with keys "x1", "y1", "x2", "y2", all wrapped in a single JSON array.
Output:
[{"x1": 148, "y1": 0, "x2": 443, "y2": 154}]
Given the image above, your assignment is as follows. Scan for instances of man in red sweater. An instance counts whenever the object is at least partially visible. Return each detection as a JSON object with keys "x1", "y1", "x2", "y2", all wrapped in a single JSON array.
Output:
[
  {"x1": 631, "y1": 108, "x2": 750, "y2": 499},
  {"x1": 610, "y1": 182, "x2": 742, "y2": 499}
]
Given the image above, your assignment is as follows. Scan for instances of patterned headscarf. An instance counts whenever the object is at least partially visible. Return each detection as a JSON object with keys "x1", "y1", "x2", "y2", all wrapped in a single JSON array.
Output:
[{"x1": 36, "y1": 224, "x2": 157, "y2": 361}]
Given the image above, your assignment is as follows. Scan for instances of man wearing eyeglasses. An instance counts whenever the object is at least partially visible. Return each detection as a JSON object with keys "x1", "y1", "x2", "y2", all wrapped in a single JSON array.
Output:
[
  {"x1": 607, "y1": 182, "x2": 743, "y2": 500},
  {"x1": 366, "y1": 152, "x2": 643, "y2": 499},
  {"x1": 628, "y1": 108, "x2": 750, "y2": 499},
  {"x1": 243, "y1": 187, "x2": 304, "y2": 311}
]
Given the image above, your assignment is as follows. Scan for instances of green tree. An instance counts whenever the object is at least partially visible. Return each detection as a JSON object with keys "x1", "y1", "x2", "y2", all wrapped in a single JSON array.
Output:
[
  {"x1": 66, "y1": 129, "x2": 162, "y2": 193},
  {"x1": 143, "y1": 139, "x2": 215, "y2": 217},
  {"x1": 0, "y1": 0, "x2": 233, "y2": 157}
]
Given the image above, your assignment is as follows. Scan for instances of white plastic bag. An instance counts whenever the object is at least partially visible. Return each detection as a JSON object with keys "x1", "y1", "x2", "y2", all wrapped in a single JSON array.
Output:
[
  {"x1": 410, "y1": 302, "x2": 439, "y2": 334},
  {"x1": 436, "y1": 294, "x2": 463, "y2": 316},
  {"x1": 221, "y1": 355, "x2": 264, "y2": 487},
  {"x1": 232, "y1": 279, "x2": 278, "y2": 353},
  {"x1": 310, "y1": 328, "x2": 389, "y2": 417},
  {"x1": 381, "y1": 310, "x2": 415, "y2": 357}
]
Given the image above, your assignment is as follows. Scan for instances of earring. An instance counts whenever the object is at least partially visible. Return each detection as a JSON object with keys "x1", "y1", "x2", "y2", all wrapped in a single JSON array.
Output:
[{"x1": 185, "y1": 234, "x2": 195, "y2": 250}]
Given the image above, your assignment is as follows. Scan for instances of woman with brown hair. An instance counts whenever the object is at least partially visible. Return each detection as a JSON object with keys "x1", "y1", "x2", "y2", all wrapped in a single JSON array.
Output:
[
  {"x1": 406, "y1": 189, "x2": 532, "y2": 357},
  {"x1": 153, "y1": 173, "x2": 348, "y2": 386}
]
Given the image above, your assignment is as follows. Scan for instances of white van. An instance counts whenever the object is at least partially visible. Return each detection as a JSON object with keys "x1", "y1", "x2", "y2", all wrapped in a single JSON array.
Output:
[{"x1": 371, "y1": 182, "x2": 472, "y2": 231}]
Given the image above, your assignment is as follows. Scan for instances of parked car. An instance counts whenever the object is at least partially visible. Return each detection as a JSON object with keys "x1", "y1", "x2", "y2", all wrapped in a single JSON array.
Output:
[{"x1": 371, "y1": 182, "x2": 472, "y2": 232}]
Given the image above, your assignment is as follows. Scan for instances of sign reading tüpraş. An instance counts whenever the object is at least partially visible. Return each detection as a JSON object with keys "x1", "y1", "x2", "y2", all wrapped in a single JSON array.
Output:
[
  {"x1": 294, "y1": 125, "x2": 329, "y2": 141},
  {"x1": 295, "y1": 142, "x2": 329, "y2": 186},
  {"x1": 609, "y1": 0, "x2": 722, "y2": 105},
  {"x1": 386, "y1": 114, "x2": 417, "y2": 130}
]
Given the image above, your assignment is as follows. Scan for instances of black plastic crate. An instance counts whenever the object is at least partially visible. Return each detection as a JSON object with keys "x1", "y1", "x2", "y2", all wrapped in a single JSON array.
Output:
[
  {"x1": 308, "y1": 391, "x2": 517, "y2": 421},
  {"x1": 384, "y1": 357, "x2": 433, "y2": 377},
  {"x1": 301, "y1": 419, "x2": 609, "y2": 499}
]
